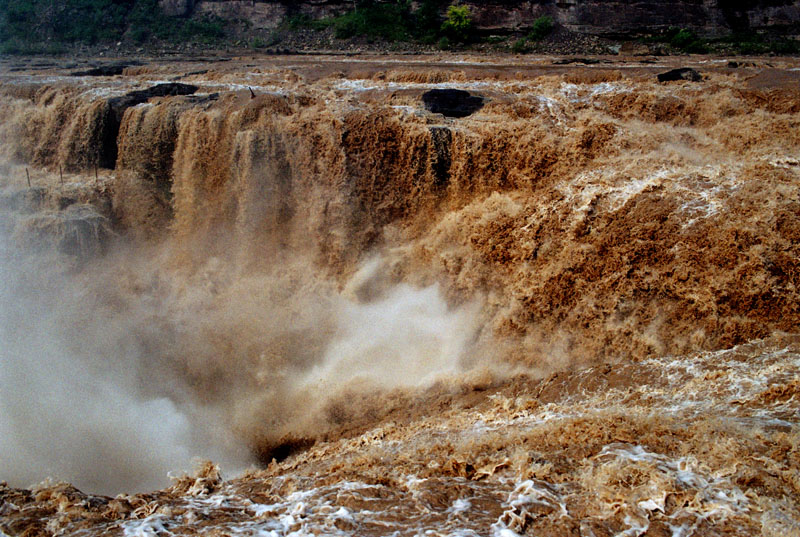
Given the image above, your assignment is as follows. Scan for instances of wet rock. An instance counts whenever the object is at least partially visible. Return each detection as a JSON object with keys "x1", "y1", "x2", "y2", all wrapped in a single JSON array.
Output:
[
  {"x1": 619, "y1": 42, "x2": 651, "y2": 55},
  {"x1": 657, "y1": 68, "x2": 702, "y2": 83},
  {"x1": 728, "y1": 61, "x2": 758, "y2": 69},
  {"x1": 552, "y1": 57, "x2": 608, "y2": 65},
  {"x1": 185, "y1": 92, "x2": 220, "y2": 106},
  {"x1": 71, "y1": 62, "x2": 143, "y2": 77},
  {"x1": 58, "y1": 196, "x2": 78, "y2": 210},
  {"x1": 255, "y1": 436, "x2": 315, "y2": 464},
  {"x1": 422, "y1": 89, "x2": 484, "y2": 118}
]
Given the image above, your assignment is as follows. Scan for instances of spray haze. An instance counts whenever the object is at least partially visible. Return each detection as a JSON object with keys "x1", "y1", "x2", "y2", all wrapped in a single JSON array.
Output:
[
  {"x1": 0, "y1": 214, "x2": 251, "y2": 493},
  {"x1": 0, "y1": 182, "x2": 487, "y2": 494}
]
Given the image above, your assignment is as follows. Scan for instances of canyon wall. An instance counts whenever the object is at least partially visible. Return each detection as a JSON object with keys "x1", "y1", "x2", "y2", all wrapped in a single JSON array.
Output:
[{"x1": 161, "y1": 0, "x2": 800, "y2": 37}]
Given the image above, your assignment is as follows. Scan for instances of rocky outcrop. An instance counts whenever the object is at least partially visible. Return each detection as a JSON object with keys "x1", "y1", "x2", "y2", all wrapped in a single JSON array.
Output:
[
  {"x1": 657, "y1": 67, "x2": 703, "y2": 82},
  {"x1": 422, "y1": 89, "x2": 485, "y2": 118},
  {"x1": 107, "y1": 83, "x2": 199, "y2": 126},
  {"x1": 165, "y1": 0, "x2": 800, "y2": 37},
  {"x1": 551, "y1": 0, "x2": 800, "y2": 37},
  {"x1": 70, "y1": 62, "x2": 143, "y2": 77}
]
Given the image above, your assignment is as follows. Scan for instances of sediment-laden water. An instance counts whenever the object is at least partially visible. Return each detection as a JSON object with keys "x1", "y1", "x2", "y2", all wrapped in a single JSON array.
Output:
[{"x1": 0, "y1": 53, "x2": 798, "y2": 536}]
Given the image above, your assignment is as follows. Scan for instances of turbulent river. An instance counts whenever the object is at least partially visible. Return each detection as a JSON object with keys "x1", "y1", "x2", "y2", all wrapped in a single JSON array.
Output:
[{"x1": 0, "y1": 53, "x2": 798, "y2": 537}]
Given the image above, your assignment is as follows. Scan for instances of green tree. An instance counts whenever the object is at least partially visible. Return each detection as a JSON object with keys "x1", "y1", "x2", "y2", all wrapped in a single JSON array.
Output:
[
  {"x1": 511, "y1": 38, "x2": 528, "y2": 53},
  {"x1": 440, "y1": 4, "x2": 472, "y2": 43},
  {"x1": 528, "y1": 15, "x2": 553, "y2": 41}
]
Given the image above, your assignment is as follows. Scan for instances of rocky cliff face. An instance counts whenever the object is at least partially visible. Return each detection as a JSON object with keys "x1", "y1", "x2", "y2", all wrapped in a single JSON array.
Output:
[{"x1": 162, "y1": 0, "x2": 800, "y2": 37}]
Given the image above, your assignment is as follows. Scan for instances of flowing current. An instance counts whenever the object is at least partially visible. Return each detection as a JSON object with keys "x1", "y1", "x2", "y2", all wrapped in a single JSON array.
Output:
[{"x1": 0, "y1": 54, "x2": 798, "y2": 536}]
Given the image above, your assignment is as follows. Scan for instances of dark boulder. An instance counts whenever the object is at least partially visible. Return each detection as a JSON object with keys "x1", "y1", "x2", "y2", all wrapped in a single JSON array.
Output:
[
  {"x1": 657, "y1": 68, "x2": 702, "y2": 83},
  {"x1": 71, "y1": 62, "x2": 143, "y2": 77},
  {"x1": 553, "y1": 58, "x2": 608, "y2": 65},
  {"x1": 422, "y1": 89, "x2": 484, "y2": 118},
  {"x1": 727, "y1": 61, "x2": 758, "y2": 69}
]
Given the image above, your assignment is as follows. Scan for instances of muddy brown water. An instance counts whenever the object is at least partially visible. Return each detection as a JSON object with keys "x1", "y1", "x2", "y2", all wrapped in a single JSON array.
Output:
[{"x1": 0, "y1": 54, "x2": 798, "y2": 536}]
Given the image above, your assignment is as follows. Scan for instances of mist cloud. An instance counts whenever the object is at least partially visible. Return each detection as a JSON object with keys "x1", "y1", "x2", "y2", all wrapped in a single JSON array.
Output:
[
  {"x1": 0, "y1": 200, "x2": 487, "y2": 494},
  {"x1": 0, "y1": 221, "x2": 251, "y2": 494}
]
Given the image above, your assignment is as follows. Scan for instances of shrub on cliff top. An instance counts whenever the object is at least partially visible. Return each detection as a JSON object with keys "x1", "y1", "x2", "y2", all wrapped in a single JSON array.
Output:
[
  {"x1": 440, "y1": 4, "x2": 473, "y2": 43},
  {"x1": 528, "y1": 15, "x2": 553, "y2": 41},
  {"x1": 668, "y1": 28, "x2": 708, "y2": 52},
  {"x1": 284, "y1": 13, "x2": 334, "y2": 31},
  {"x1": 320, "y1": 0, "x2": 451, "y2": 44},
  {"x1": 511, "y1": 38, "x2": 529, "y2": 53}
]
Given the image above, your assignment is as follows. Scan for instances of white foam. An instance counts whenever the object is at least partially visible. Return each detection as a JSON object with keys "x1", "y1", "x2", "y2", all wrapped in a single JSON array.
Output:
[
  {"x1": 121, "y1": 515, "x2": 172, "y2": 537},
  {"x1": 332, "y1": 79, "x2": 502, "y2": 92},
  {"x1": 616, "y1": 514, "x2": 649, "y2": 537},
  {"x1": 492, "y1": 528, "x2": 523, "y2": 537},
  {"x1": 560, "y1": 82, "x2": 631, "y2": 104},
  {"x1": 449, "y1": 498, "x2": 472, "y2": 514},
  {"x1": 637, "y1": 499, "x2": 665, "y2": 513},
  {"x1": 449, "y1": 530, "x2": 482, "y2": 537}
]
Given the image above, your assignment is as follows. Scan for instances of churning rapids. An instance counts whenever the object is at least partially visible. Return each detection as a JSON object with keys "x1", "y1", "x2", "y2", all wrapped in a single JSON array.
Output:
[{"x1": 0, "y1": 53, "x2": 799, "y2": 536}]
